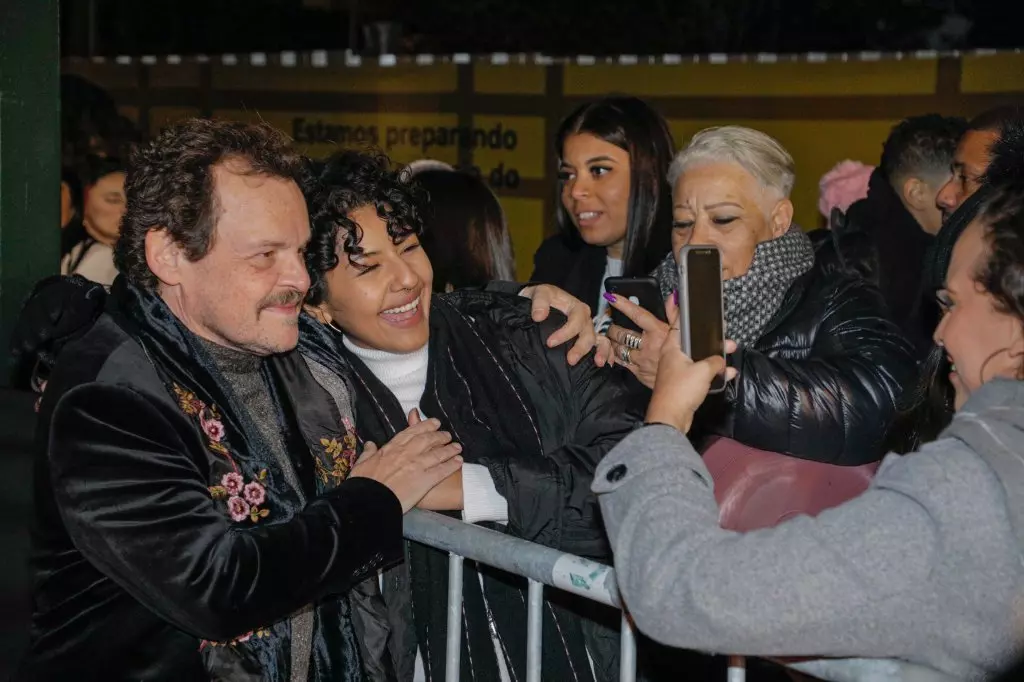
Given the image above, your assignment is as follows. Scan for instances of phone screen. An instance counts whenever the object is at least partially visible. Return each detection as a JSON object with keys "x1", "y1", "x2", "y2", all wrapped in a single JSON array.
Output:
[{"x1": 682, "y1": 248, "x2": 726, "y2": 393}]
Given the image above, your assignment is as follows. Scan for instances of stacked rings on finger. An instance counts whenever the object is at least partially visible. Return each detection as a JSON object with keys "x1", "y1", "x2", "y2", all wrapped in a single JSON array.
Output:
[
  {"x1": 623, "y1": 332, "x2": 643, "y2": 350},
  {"x1": 619, "y1": 346, "x2": 632, "y2": 364}
]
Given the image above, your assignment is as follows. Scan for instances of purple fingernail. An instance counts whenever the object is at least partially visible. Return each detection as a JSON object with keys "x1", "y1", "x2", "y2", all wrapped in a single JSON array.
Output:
[
  {"x1": 603, "y1": 293, "x2": 616, "y2": 303},
  {"x1": 672, "y1": 289, "x2": 679, "y2": 305}
]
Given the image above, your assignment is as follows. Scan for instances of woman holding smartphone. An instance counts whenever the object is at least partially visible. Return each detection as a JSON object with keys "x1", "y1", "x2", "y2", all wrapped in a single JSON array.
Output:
[
  {"x1": 603, "y1": 126, "x2": 917, "y2": 464},
  {"x1": 594, "y1": 174, "x2": 1024, "y2": 682},
  {"x1": 530, "y1": 96, "x2": 675, "y2": 333}
]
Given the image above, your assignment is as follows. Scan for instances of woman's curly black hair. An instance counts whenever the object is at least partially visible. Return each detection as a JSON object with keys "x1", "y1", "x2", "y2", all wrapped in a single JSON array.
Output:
[{"x1": 304, "y1": 149, "x2": 425, "y2": 305}]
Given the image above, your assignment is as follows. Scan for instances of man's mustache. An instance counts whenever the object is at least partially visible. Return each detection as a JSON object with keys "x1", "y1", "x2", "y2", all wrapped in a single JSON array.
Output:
[{"x1": 259, "y1": 289, "x2": 305, "y2": 310}]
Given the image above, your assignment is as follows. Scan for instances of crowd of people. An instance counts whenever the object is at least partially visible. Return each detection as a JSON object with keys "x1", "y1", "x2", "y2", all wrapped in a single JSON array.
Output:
[{"x1": 7, "y1": 81, "x2": 1024, "y2": 682}]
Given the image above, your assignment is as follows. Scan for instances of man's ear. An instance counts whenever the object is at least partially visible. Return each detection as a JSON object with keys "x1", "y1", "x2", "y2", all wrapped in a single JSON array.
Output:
[
  {"x1": 902, "y1": 177, "x2": 929, "y2": 212},
  {"x1": 145, "y1": 228, "x2": 184, "y2": 287},
  {"x1": 769, "y1": 198, "x2": 794, "y2": 238}
]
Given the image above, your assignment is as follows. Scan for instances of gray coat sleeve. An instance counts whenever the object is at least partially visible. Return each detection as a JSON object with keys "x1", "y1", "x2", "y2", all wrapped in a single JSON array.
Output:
[{"x1": 593, "y1": 425, "x2": 942, "y2": 659}]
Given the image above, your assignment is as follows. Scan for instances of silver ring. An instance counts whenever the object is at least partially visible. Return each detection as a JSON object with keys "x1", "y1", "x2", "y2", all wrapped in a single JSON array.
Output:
[
  {"x1": 624, "y1": 332, "x2": 643, "y2": 350},
  {"x1": 619, "y1": 346, "x2": 632, "y2": 364}
]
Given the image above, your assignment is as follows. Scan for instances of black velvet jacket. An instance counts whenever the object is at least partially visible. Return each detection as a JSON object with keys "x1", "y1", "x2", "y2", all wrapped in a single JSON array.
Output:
[
  {"x1": 300, "y1": 291, "x2": 649, "y2": 682},
  {"x1": 17, "y1": 280, "x2": 403, "y2": 682}
]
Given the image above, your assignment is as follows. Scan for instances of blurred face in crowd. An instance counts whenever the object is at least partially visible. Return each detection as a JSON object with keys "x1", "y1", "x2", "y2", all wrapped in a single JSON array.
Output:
[
  {"x1": 936, "y1": 129, "x2": 999, "y2": 222},
  {"x1": 148, "y1": 160, "x2": 311, "y2": 356},
  {"x1": 83, "y1": 171, "x2": 127, "y2": 245},
  {"x1": 670, "y1": 162, "x2": 792, "y2": 280},
  {"x1": 934, "y1": 220, "x2": 1024, "y2": 409},
  {"x1": 560, "y1": 133, "x2": 632, "y2": 259},
  {"x1": 317, "y1": 205, "x2": 434, "y2": 354}
]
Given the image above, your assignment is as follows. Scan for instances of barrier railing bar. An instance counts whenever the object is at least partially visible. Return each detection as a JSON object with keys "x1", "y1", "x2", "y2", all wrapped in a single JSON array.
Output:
[
  {"x1": 407, "y1": 510, "x2": 910, "y2": 682},
  {"x1": 728, "y1": 656, "x2": 746, "y2": 682},
  {"x1": 404, "y1": 509, "x2": 621, "y2": 608},
  {"x1": 445, "y1": 553, "x2": 464, "y2": 682},
  {"x1": 619, "y1": 613, "x2": 637, "y2": 682},
  {"x1": 526, "y1": 580, "x2": 543, "y2": 682}
]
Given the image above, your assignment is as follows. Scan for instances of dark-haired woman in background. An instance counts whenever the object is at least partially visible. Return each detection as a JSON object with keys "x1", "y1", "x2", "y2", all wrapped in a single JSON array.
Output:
[
  {"x1": 531, "y1": 96, "x2": 675, "y2": 332},
  {"x1": 412, "y1": 167, "x2": 516, "y2": 291},
  {"x1": 60, "y1": 156, "x2": 126, "y2": 286},
  {"x1": 299, "y1": 150, "x2": 648, "y2": 682}
]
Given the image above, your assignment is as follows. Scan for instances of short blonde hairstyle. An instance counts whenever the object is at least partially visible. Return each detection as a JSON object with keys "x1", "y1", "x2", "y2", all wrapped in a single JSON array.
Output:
[{"x1": 668, "y1": 126, "x2": 796, "y2": 199}]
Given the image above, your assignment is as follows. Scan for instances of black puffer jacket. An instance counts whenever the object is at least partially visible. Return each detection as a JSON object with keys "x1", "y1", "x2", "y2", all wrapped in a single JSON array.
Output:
[
  {"x1": 334, "y1": 290, "x2": 648, "y2": 558},
  {"x1": 695, "y1": 252, "x2": 918, "y2": 465},
  {"x1": 530, "y1": 233, "x2": 609, "y2": 312}
]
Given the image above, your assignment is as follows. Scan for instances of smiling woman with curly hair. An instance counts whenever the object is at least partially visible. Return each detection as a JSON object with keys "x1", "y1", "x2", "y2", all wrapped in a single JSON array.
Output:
[{"x1": 299, "y1": 149, "x2": 648, "y2": 682}]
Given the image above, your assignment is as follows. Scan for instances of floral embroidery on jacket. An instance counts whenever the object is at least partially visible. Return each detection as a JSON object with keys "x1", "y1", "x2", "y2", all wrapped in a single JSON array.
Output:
[
  {"x1": 172, "y1": 383, "x2": 271, "y2": 524},
  {"x1": 200, "y1": 626, "x2": 272, "y2": 650},
  {"x1": 315, "y1": 418, "x2": 359, "y2": 485},
  {"x1": 209, "y1": 470, "x2": 271, "y2": 522}
]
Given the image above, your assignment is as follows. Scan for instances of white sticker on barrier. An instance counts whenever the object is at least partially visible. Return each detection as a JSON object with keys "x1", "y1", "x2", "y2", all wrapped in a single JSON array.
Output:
[{"x1": 551, "y1": 555, "x2": 617, "y2": 605}]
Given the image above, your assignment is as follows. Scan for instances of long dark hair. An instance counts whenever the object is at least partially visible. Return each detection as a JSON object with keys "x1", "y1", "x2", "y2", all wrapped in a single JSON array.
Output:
[
  {"x1": 974, "y1": 186, "x2": 1024, "y2": 379},
  {"x1": 414, "y1": 169, "x2": 515, "y2": 291},
  {"x1": 555, "y1": 96, "x2": 675, "y2": 277},
  {"x1": 883, "y1": 345, "x2": 955, "y2": 454}
]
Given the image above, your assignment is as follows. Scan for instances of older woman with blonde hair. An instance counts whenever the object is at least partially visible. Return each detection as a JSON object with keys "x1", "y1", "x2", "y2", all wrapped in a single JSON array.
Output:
[{"x1": 603, "y1": 125, "x2": 917, "y2": 463}]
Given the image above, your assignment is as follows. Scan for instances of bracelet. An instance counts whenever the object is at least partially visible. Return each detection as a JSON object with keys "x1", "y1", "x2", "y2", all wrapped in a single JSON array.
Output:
[{"x1": 641, "y1": 421, "x2": 675, "y2": 429}]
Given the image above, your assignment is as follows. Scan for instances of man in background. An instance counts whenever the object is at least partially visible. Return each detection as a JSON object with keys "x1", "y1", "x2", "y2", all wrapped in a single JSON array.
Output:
[
  {"x1": 936, "y1": 106, "x2": 1022, "y2": 221},
  {"x1": 843, "y1": 114, "x2": 965, "y2": 352}
]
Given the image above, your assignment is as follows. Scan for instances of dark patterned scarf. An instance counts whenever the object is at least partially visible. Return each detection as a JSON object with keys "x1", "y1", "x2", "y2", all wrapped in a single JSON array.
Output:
[{"x1": 653, "y1": 225, "x2": 815, "y2": 346}]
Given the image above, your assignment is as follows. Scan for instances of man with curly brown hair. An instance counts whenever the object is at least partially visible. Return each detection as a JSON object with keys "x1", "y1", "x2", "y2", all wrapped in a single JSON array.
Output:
[{"x1": 18, "y1": 118, "x2": 464, "y2": 682}]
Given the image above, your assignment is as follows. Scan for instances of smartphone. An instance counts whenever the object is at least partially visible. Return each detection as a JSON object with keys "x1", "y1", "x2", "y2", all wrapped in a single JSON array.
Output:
[
  {"x1": 604, "y1": 276, "x2": 668, "y2": 332},
  {"x1": 678, "y1": 246, "x2": 726, "y2": 394}
]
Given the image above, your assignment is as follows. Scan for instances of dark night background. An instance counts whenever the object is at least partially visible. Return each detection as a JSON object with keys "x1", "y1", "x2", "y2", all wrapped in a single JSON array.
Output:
[{"x1": 61, "y1": 0, "x2": 1010, "y2": 57}]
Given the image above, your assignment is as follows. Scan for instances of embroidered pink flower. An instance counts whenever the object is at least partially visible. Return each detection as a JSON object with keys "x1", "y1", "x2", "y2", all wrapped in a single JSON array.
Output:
[
  {"x1": 243, "y1": 481, "x2": 266, "y2": 506},
  {"x1": 221, "y1": 472, "x2": 244, "y2": 496},
  {"x1": 227, "y1": 496, "x2": 250, "y2": 522},
  {"x1": 201, "y1": 413, "x2": 226, "y2": 442},
  {"x1": 235, "y1": 631, "x2": 253, "y2": 643}
]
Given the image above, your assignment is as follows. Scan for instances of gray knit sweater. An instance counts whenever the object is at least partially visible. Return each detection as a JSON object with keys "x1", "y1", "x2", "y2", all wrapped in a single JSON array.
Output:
[{"x1": 594, "y1": 379, "x2": 1024, "y2": 680}]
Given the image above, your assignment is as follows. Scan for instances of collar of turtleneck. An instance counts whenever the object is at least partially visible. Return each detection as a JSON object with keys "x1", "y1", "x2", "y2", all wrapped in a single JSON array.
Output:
[{"x1": 342, "y1": 336, "x2": 429, "y2": 416}]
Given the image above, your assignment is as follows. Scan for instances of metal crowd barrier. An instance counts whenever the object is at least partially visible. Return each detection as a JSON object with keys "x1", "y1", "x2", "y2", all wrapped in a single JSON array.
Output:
[
  {"x1": 403, "y1": 509, "x2": 739, "y2": 682},
  {"x1": 404, "y1": 510, "x2": 947, "y2": 682}
]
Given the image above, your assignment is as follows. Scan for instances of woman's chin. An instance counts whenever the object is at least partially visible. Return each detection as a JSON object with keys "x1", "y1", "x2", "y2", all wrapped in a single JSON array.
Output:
[
  {"x1": 578, "y1": 226, "x2": 624, "y2": 250},
  {"x1": 375, "y1": 323, "x2": 430, "y2": 353}
]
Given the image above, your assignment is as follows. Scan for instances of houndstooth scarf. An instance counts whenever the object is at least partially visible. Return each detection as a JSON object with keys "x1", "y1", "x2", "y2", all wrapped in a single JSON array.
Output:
[{"x1": 653, "y1": 225, "x2": 815, "y2": 347}]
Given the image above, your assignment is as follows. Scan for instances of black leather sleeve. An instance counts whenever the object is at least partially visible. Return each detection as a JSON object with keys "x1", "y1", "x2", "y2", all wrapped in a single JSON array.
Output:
[
  {"x1": 48, "y1": 382, "x2": 403, "y2": 642},
  {"x1": 482, "y1": 280, "x2": 528, "y2": 296},
  {"x1": 723, "y1": 279, "x2": 917, "y2": 464}
]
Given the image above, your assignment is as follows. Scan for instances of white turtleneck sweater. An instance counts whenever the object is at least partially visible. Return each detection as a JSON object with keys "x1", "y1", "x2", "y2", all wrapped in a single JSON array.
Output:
[{"x1": 342, "y1": 337, "x2": 508, "y2": 524}]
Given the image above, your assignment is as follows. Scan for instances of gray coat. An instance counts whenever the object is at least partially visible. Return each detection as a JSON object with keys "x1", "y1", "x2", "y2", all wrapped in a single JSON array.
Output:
[{"x1": 594, "y1": 379, "x2": 1024, "y2": 680}]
